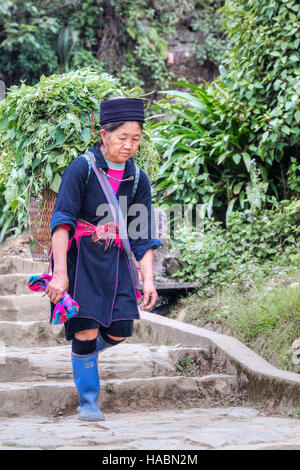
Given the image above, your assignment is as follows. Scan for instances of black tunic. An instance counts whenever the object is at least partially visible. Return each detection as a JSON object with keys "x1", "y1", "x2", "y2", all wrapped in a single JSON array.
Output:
[{"x1": 50, "y1": 144, "x2": 163, "y2": 329}]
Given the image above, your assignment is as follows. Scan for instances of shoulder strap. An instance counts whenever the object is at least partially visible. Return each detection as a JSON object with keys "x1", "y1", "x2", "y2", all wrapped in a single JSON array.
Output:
[
  {"x1": 82, "y1": 151, "x2": 93, "y2": 185},
  {"x1": 132, "y1": 165, "x2": 140, "y2": 200},
  {"x1": 82, "y1": 151, "x2": 140, "y2": 199},
  {"x1": 88, "y1": 156, "x2": 141, "y2": 299}
]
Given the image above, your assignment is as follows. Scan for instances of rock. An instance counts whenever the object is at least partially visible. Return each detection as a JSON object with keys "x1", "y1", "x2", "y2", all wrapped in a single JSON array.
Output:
[
  {"x1": 289, "y1": 339, "x2": 300, "y2": 352},
  {"x1": 163, "y1": 257, "x2": 184, "y2": 277},
  {"x1": 292, "y1": 350, "x2": 300, "y2": 366},
  {"x1": 176, "y1": 308, "x2": 186, "y2": 322},
  {"x1": 288, "y1": 339, "x2": 300, "y2": 371}
]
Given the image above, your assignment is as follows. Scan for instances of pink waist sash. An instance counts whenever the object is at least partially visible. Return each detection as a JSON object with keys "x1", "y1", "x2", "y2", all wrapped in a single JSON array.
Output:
[{"x1": 66, "y1": 218, "x2": 124, "y2": 251}]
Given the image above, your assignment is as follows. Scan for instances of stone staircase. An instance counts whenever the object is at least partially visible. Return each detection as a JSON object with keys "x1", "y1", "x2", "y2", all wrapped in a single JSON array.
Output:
[
  {"x1": 1, "y1": 256, "x2": 300, "y2": 450},
  {"x1": 0, "y1": 256, "x2": 238, "y2": 419}
]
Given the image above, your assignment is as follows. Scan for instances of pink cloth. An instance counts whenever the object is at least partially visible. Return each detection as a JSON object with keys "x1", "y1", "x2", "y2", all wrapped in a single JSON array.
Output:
[
  {"x1": 58, "y1": 168, "x2": 125, "y2": 233},
  {"x1": 106, "y1": 167, "x2": 124, "y2": 193},
  {"x1": 60, "y1": 224, "x2": 71, "y2": 231}
]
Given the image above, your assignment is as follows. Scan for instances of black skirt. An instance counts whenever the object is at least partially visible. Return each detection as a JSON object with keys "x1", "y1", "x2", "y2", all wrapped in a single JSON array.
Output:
[{"x1": 65, "y1": 317, "x2": 134, "y2": 341}]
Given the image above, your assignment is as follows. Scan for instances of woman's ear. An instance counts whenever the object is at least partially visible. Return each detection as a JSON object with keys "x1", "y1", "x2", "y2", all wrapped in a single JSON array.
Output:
[{"x1": 100, "y1": 128, "x2": 107, "y2": 145}]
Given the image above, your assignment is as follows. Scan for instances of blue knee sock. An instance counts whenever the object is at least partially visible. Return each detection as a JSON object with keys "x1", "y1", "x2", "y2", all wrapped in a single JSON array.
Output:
[{"x1": 72, "y1": 337, "x2": 97, "y2": 355}]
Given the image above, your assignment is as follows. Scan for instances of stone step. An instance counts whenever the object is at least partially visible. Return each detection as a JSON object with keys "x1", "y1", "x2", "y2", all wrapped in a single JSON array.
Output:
[
  {"x1": 0, "y1": 344, "x2": 210, "y2": 382},
  {"x1": 0, "y1": 294, "x2": 50, "y2": 321},
  {"x1": 0, "y1": 374, "x2": 237, "y2": 418},
  {"x1": 0, "y1": 264, "x2": 9, "y2": 275},
  {"x1": 2, "y1": 256, "x2": 47, "y2": 275},
  {"x1": 0, "y1": 274, "x2": 34, "y2": 295},
  {"x1": 1, "y1": 408, "x2": 300, "y2": 450},
  {"x1": 0, "y1": 321, "x2": 65, "y2": 348}
]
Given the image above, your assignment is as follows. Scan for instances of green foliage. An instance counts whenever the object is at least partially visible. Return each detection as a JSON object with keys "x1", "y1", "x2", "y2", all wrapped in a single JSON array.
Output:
[
  {"x1": 57, "y1": 26, "x2": 79, "y2": 72},
  {"x1": 0, "y1": 0, "x2": 106, "y2": 86},
  {"x1": 176, "y1": 354, "x2": 201, "y2": 377},
  {"x1": 171, "y1": 199, "x2": 300, "y2": 289},
  {"x1": 151, "y1": 83, "x2": 252, "y2": 218},
  {"x1": 0, "y1": 183, "x2": 18, "y2": 242},
  {"x1": 0, "y1": 0, "x2": 61, "y2": 85},
  {"x1": 191, "y1": 0, "x2": 228, "y2": 66},
  {"x1": 287, "y1": 157, "x2": 300, "y2": 194},
  {"x1": 216, "y1": 0, "x2": 300, "y2": 161},
  {"x1": 0, "y1": 0, "x2": 229, "y2": 93},
  {"x1": 0, "y1": 68, "x2": 160, "y2": 230},
  {"x1": 98, "y1": 0, "x2": 187, "y2": 90},
  {"x1": 151, "y1": 0, "x2": 300, "y2": 218},
  {"x1": 182, "y1": 265, "x2": 300, "y2": 371}
]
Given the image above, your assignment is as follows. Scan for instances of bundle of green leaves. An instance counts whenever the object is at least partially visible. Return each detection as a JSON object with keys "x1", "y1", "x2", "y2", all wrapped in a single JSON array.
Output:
[
  {"x1": 151, "y1": 0, "x2": 300, "y2": 220},
  {"x1": 0, "y1": 68, "x2": 160, "y2": 230}
]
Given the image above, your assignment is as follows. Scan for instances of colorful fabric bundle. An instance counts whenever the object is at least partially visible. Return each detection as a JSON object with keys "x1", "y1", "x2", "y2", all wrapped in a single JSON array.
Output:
[{"x1": 28, "y1": 274, "x2": 79, "y2": 325}]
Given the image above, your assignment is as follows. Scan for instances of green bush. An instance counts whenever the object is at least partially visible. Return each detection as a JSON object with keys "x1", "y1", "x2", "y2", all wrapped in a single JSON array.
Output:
[
  {"x1": 190, "y1": 0, "x2": 228, "y2": 67},
  {"x1": 0, "y1": 0, "x2": 104, "y2": 86},
  {"x1": 0, "y1": 183, "x2": 18, "y2": 242},
  {"x1": 171, "y1": 199, "x2": 300, "y2": 290},
  {"x1": 180, "y1": 269, "x2": 300, "y2": 371},
  {"x1": 0, "y1": 1, "x2": 229, "y2": 93},
  {"x1": 151, "y1": 0, "x2": 300, "y2": 219}
]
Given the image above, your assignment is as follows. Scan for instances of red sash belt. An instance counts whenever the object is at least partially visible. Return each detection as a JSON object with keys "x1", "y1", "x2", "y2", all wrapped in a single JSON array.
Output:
[{"x1": 67, "y1": 218, "x2": 124, "y2": 251}]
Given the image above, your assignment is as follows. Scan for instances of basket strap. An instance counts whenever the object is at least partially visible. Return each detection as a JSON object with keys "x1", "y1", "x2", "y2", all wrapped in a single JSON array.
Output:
[
  {"x1": 132, "y1": 165, "x2": 140, "y2": 200},
  {"x1": 83, "y1": 152, "x2": 93, "y2": 184}
]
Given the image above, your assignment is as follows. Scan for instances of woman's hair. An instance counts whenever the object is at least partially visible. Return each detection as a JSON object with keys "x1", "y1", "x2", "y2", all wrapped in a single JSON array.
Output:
[{"x1": 97, "y1": 120, "x2": 144, "y2": 145}]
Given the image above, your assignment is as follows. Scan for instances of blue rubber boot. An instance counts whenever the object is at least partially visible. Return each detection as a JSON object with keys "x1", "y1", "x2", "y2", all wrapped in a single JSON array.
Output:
[{"x1": 71, "y1": 351, "x2": 105, "y2": 421}]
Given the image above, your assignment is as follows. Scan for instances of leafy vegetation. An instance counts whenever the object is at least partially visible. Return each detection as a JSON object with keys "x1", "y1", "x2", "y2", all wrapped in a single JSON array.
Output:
[
  {"x1": 0, "y1": 0, "x2": 105, "y2": 86},
  {"x1": 172, "y1": 257, "x2": 300, "y2": 371},
  {"x1": 151, "y1": 0, "x2": 300, "y2": 219},
  {"x1": 167, "y1": 195, "x2": 300, "y2": 372},
  {"x1": 171, "y1": 199, "x2": 300, "y2": 288},
  {"x1": 190, "y1": 0, "x2": 228, "y2": 68},
  {"x1": 0, "y1": 0, "x2": 229, "y2": 92}
]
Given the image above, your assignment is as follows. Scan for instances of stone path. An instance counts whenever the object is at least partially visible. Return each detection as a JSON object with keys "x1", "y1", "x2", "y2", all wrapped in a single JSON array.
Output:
[
  {"x1": 1, "y1": 408, "x2": 300, "y2": 450},
  {"x1": 0, "y1": 255, "x2": 300, "y2": 450}
]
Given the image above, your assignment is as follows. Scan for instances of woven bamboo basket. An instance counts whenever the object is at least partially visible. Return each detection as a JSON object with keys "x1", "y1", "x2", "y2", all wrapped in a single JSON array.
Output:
[{"x1": 27, "y1": 187, "x2": 57, "y2": 262}]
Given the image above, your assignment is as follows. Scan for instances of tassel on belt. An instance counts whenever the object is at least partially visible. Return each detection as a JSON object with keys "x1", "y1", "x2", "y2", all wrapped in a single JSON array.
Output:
[
  {"x1": 69, "y1": 218, "x2": 124, "y2": 251},
  {"x1": 65, "y1": 218, "x2": 142, "y2": 300}
]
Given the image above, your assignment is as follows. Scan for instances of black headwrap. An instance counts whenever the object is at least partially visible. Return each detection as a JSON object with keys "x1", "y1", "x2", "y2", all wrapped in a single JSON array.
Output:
[{"x1": 100, "y1": 98, "x2": 145, "y2": 126}]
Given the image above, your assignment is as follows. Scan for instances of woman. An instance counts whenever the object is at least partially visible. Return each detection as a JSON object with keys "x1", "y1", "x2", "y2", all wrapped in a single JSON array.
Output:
[{"x1": 45, "y1": 97, "x2": 163, "y2": 421}]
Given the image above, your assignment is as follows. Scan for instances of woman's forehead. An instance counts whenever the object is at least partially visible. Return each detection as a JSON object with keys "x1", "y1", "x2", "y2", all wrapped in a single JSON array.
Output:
[{"x1": 113, "y1": 122, "x2": 142, "y2": 135}]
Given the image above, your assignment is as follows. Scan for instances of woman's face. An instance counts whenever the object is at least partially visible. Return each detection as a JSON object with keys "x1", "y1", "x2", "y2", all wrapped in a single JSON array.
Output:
[{"x1": 100, "y1": 121, "x2": 142, "y2": 163}]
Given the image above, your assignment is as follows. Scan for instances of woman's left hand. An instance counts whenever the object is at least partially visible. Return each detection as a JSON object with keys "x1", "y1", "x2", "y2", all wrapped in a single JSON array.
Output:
[{"x1": 140, "y1": 280, "x2": 158, "y2": 311}]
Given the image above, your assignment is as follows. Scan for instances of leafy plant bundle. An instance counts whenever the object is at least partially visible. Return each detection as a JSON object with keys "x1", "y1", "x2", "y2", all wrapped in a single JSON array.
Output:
[{"x1": 0, "y1": 68, "x2": 160, "y2": 231}]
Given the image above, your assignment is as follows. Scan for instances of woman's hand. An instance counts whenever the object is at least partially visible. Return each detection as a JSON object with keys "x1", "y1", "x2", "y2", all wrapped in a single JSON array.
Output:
[
  {"x1": 46, "y1": 226, "x2": 69, "y2": 304},
  {"x1": 45, "y1": 273, "x2": 69, "y2": 304},
  {"x1": 140, "y1": 280, "x2": 158, "y2": 311},
  {"x1": 138, "y1": 249, "x2": 158, "y2": 311}
]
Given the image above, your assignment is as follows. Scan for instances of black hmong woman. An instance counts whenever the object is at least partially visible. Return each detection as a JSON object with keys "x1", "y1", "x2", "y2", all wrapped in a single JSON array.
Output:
[{"x1": 45, "y1": 98, "x2": 163, "y2": 421}]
